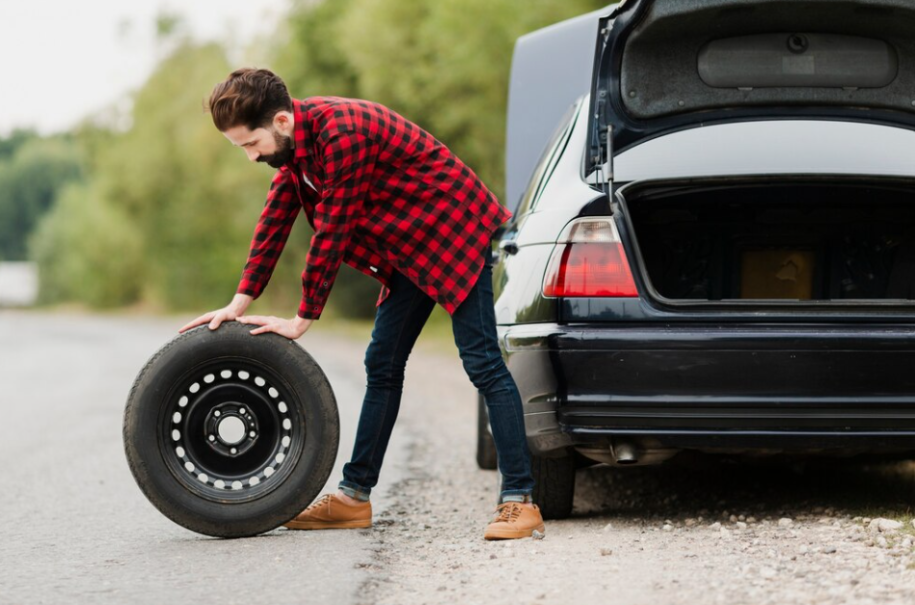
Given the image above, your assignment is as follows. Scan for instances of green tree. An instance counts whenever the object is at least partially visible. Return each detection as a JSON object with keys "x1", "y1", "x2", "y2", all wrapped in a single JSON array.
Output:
[
  {"x1": 0, "y1": 129, "x2": 37, "y2": 161},
  {"x1": 92, "y1": 41, "x2": 312, "y2": 312},
  {"x1": 0, "y1": 137, "x2": 82, "y2": 260},
  {"x1": 29, "y1": 183, "x2": 144, "y2": 307}
]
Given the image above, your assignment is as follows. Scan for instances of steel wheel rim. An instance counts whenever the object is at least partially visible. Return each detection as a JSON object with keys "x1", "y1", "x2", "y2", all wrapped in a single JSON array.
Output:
[{"x1": 159, "y1": 358, "x2": 306, "y2": 503}]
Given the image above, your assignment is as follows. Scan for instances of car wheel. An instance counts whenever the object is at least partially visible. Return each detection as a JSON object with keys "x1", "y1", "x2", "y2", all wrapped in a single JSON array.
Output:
[
  {"x1": 123, "y1": 322, "x2": 339, "y2": 538},
  {"x1": 531, "y1": 453, "x2": 575, "y2": 519},
  {"x1": 476, "y1": 394, "x2": 498, "y2": 470}
]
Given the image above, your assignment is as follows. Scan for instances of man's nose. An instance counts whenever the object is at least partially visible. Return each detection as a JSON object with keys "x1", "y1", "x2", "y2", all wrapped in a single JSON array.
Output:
[{"x1": 245, "y1": 148, "x2": 259, "y2": 162}]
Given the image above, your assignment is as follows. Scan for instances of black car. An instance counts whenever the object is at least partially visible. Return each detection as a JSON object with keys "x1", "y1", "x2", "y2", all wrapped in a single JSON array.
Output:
[{"x1": 480, "y1": 0, "x2": 915, "y2": 519}]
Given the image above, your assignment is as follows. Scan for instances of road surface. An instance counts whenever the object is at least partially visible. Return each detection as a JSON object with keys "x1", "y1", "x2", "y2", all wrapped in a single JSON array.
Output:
[{"x1": 2, "y1": 310, "x2": 914, "y2": 605}]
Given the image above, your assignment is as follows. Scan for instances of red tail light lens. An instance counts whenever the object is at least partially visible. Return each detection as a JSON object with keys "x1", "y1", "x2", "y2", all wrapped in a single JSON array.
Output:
[{"x1": 542, "y1": 219, "x2": 638, "y2": 298}]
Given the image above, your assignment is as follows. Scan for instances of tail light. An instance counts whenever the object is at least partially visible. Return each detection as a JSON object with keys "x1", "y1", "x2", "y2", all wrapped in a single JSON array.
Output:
[{"x1": 542, "y1": 218, "x2": 638, "y2": 298}]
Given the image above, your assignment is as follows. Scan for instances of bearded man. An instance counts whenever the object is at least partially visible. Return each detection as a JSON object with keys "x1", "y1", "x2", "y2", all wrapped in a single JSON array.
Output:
[{"x1": 180, "y1": 68, "x2": 544, "y2": 540}]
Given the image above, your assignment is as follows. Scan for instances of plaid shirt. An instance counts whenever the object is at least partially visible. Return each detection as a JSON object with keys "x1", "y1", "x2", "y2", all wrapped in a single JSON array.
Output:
[{"x1": 236, "y1": 97, "x2": 511, "y2": 319}]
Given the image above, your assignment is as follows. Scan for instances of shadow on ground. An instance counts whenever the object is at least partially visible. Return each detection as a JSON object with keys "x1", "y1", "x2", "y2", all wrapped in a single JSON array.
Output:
[{"x1": 572, "y1": 456, "x2": 915, "y2": 523}]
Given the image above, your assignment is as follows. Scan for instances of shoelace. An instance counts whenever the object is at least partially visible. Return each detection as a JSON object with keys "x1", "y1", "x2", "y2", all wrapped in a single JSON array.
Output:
[
  {"x1": 493, "y1": 502, "x2": 523, "y2": 524},
  {"x1": 304, "y1": 494, "x2": 334, "y2": 512}
]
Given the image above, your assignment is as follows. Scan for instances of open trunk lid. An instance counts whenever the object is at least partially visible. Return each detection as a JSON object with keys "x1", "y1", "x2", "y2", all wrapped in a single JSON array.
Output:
[{"x1": 589, "y1": 0, "x2": 915, "y2": 174}]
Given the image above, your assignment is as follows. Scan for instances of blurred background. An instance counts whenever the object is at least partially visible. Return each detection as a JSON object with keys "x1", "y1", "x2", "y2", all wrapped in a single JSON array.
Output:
[{"x1": 0, "y1": 0, "x2": 608, "y2": 322}]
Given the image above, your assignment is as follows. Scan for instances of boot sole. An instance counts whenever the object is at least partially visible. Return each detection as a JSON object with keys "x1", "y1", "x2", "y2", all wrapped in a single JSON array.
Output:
[
  {"x1": 283, "y1": 519, "x2": 372, "y2": 530},
  {"x1": 483, "y1": 522, "x2": 546, "y2": 540}
]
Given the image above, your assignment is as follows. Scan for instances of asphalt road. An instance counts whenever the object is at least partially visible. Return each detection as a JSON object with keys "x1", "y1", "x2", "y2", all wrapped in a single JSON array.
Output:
[{"x1": 0, "y1": 310, "x2": 412, "y2": 605}]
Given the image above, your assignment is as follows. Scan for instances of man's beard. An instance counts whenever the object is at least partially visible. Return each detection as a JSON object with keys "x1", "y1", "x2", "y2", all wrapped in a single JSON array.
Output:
[{"x1": 258, "y1": 129, "x2": 295, "y2": 169}]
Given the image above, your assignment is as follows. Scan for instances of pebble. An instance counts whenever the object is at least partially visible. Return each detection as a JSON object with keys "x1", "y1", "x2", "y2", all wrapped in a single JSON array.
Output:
[
  {"x1": 876, "y1": 536, "x2": 889, "y2": 548},
  {"x1": 600, "y1": 548, "x2": 613, "y2": 557},
  {"x1": 868, "y1": 518, "x2": 903, "y2": 534},
  {"x1": 662, "y1": 524, "x2": 673, "y2": 532},
  {"x1": 602, "y1": 522, "x2": 614, "y2": 532},
  {"x1": 736, "y1": 522, "x2": 747, "y2": 530},
  {"x1": 709, "y1": 522, "x2": 722, "y2": 530},
  {"x1": 823, "y1": 547, "x2": 837, "y2": 554},
  {"x1": 532, "y1": 530, "x2": 545, "y2": 541},
  {"x1": 778, "y1": 518, "x2": 793, "y2": 528}
]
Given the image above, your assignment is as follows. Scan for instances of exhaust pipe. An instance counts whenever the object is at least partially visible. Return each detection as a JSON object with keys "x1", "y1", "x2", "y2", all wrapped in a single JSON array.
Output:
[{"x1": 611, "y1": 441, "x2": 639, "y2": 465}]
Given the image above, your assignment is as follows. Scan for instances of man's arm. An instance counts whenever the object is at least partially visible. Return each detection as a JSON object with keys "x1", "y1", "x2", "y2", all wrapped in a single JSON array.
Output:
[{"x1": 237, "y1": 168, "x2": 301, "y2": 299}]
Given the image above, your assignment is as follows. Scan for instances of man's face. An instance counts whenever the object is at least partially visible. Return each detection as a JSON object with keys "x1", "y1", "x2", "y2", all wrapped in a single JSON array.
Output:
[{"x1": 223, "y1": 114, "x2": 295, "y2": 168}]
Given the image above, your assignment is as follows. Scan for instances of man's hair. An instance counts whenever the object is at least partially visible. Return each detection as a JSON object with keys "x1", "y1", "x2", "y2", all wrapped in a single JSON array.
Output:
[{"x1": 208, "y1": 68, "x2": 293, "y2": 132}]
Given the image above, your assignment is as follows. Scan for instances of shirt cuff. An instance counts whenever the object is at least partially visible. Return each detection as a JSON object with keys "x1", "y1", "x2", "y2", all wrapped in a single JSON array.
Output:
[{"x1": 297, "y1": 300, "x2": 324, "y2": 320}]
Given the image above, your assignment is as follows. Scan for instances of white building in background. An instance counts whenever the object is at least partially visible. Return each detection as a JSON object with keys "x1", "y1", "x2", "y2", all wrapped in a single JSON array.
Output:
[{"x1": 0, "y1": 262, "x2": 38, "y2": 306}]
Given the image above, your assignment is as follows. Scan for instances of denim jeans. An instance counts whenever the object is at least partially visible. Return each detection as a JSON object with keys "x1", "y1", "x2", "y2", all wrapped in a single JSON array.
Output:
[{"x1": 338, "y1": 239, "x2": 535, "y2": 504}]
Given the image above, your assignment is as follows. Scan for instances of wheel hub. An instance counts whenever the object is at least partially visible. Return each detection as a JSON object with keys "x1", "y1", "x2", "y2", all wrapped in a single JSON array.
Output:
[
  {"x1": 204, "y1": 402, "x2": 259, "y2": 456},
  {"x1": 217, "y1": 415, "x2": 246, "y2": 444}
]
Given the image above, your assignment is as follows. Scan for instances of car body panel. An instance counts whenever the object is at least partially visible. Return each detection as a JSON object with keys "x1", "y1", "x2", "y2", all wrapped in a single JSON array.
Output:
[
  {"x1": 501, "y1": 321, "x2": 915, "y2": 455},
  {"x1": 588, "y1": 0, "x2": 915, "y2": 167},
  {"x1": 495, "y1": 96, "x2": 605, "y2": 325},
  {"x1": 613, "y1": 120, "x2": 915, "y2": 183}
]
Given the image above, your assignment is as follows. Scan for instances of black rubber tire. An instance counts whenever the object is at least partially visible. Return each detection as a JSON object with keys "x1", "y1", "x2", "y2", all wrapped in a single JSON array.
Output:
[
  {"x1": 123, "y1": 321, "x2": 339, "y2": 538},
  {"x1": 476, "y1": 394, "x2": 498, "y2": 470},
  {"x1": 531, "y1": 453, "x2": 575, "y2": 520}
]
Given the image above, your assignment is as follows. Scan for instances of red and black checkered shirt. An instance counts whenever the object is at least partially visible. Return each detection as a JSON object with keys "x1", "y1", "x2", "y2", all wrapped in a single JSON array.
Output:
[{"x1": 236, "y1": 97, "x2": 511, "y2": 319}]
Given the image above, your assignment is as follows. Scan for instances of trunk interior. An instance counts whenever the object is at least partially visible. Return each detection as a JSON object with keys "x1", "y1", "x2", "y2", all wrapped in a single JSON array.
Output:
[{"x1": 622, "y1": 179, "x2": 915, "y2": 303}]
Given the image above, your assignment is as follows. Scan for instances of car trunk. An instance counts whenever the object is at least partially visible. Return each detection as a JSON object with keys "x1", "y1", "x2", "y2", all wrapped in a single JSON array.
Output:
[
  {"x1": 619, "y1": 178, "x2": 915, "y2": 305},
  {"x1": 589, "y1": 0, "x2": 915, "y2": 167}
]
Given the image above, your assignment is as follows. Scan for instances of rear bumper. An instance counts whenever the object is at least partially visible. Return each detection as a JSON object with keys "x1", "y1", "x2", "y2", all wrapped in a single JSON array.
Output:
[{"x1": 501, "y1": 322, "x2": 915, "y2": 455}]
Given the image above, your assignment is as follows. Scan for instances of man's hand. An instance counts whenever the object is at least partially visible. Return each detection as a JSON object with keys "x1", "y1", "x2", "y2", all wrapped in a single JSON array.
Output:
[
  {"x1": 237, "y1": 315, "x2": 313, "y2": 339},
  {"x1": 179, "y1": 294, "x2": 253, "y2": 333}
]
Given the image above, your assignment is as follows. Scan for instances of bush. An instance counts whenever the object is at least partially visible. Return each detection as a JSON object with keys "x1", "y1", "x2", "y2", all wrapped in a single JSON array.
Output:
[{"x1": 29, "y1": 184, "x2": 144, "y2": 308}]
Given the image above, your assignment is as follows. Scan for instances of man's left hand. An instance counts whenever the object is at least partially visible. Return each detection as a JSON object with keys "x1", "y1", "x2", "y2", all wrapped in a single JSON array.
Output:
[{"x1": 237, "y1": 315, "x2": 313, "y2": 339}]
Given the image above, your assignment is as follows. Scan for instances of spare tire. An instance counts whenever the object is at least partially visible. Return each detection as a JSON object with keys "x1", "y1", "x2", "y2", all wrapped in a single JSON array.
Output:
[{"x1": 123, "y1": 321, "x2": 339, "y2": 538}]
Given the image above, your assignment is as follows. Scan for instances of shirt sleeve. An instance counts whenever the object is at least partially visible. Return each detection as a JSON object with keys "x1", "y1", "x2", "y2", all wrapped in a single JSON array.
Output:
[
  {"x1": 297, "y1": 130, "x2": 376, "y2": 319},
  {"x1": 236, "y1": 168, "x2": 300, "y2": 299}
]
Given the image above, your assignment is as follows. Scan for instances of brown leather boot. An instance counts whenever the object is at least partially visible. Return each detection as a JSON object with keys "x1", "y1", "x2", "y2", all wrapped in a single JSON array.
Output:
[
  {"x1": 283, "y1": 493, "x2": 372, "y2": 530},
  {"x1": 483, "y1": 502, "x2": 546, "y2": 540}
]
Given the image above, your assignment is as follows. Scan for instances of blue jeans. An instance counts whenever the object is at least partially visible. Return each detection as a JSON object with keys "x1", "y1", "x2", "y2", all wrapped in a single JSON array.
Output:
[{"x1": 338, "y1": 241, "x2": 535, "y2": 504}]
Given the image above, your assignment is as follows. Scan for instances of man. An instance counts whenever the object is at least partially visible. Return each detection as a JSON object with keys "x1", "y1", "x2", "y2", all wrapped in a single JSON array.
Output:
[{"x1": 180, "y1": 68, "x2": 544, "y2": 540}]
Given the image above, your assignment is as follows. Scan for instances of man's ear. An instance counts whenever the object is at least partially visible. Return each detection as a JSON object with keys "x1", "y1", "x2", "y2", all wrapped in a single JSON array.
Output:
[{"x1": 273, "y1": 111, "x2": 294, "y2": 136}]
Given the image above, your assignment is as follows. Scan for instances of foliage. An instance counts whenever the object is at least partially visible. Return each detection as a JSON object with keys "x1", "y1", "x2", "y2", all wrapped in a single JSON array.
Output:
[
  {"x1": 29, "y1": 183, "x2": 144, "y2": 307},
  {"x1": 89, "y1": 41, "x2": 313, "y2": 311},
  {"x1": 21, "y1": 1, "x2": 612, "y2": 319},
  {"x1": 0, "y1": 129, "x2": 38, "y2": 161},
  {"x1": 0, "y1": 136, "x2": 82, "y2": 260}
]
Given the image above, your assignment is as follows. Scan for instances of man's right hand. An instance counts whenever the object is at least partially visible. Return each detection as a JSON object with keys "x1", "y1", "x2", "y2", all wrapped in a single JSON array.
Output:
[{"x1": 179, "y1": 294, "x2": 254, "y2": 333}]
